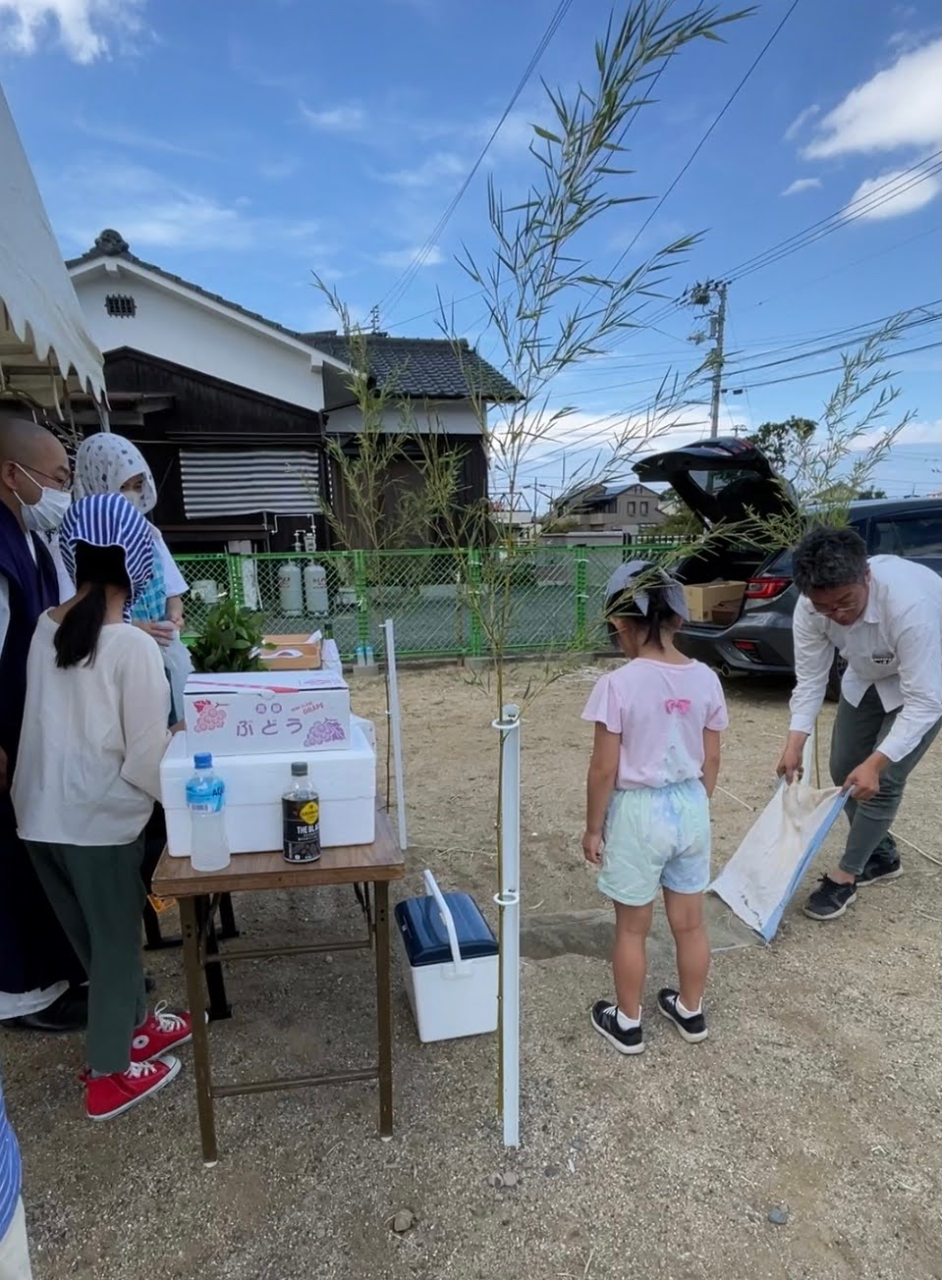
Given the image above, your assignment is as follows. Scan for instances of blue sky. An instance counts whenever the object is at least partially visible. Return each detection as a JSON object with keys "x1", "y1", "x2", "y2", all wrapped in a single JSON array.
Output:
[{"x1": 1, "y1": 0, "x2": 939, "y2": 502}]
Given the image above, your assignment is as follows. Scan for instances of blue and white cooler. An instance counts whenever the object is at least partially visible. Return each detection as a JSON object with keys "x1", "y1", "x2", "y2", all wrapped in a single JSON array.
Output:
[{"x1": 395, "y1": 870, "x2": 499, "y2": 1043}]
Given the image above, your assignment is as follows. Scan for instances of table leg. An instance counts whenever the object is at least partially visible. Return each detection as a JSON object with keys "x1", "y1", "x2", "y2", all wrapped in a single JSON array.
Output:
[
  {"x1": 374, "y1": 880, "x2": 393, "y2": 1138},
  {"x1": 181, "y1": 898, "x2": 218, "y2": 1166},
  {"x1": 199, "y1": 899, "x2": 232, "y2": 1022},
  {"x1": 217, "y1": 892, "x2": 240, "y2": 940}
]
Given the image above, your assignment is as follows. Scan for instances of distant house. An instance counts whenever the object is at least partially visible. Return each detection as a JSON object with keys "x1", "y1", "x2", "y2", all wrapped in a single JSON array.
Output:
[
  {"x1": 555, "y1": 481, "x2": 667, "y2": 535},
  {"x1": 66, "y1": 229, "x2": 516, "y2": 553},
  {"x1": 489, "y1": 491, "x2": 534, "y2": 537},
  {"x1": 304, "y1": 331, "x2": 519, "y2": 548}
]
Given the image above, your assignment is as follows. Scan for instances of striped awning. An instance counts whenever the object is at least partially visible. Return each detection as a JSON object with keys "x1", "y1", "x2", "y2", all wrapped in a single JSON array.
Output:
[{"x1": 179, "y1": 449, "x2": 321, "y2": 518}]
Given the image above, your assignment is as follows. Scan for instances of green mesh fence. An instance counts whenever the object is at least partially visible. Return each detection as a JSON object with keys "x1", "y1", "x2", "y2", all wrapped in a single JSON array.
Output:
[{"x1": 176, "y1": 543, "x2": 686, "y2": 662}]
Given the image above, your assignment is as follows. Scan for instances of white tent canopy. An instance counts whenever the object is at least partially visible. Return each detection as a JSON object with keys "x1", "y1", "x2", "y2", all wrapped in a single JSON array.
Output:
[{"x1": 0, "y1": 85, "x2": 105, "y2": 412}]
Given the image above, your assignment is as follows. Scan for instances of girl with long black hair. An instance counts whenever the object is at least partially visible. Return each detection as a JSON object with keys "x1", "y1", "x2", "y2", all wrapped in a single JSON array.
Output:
[{"x1": 12, "y1": 493, "x2": 192, "y2": 1121}]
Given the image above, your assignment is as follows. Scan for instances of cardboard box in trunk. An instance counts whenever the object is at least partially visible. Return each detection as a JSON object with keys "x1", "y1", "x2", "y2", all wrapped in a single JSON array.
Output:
[{"x1": 684, "y1": 581, "x2": 745, "y2": 623}]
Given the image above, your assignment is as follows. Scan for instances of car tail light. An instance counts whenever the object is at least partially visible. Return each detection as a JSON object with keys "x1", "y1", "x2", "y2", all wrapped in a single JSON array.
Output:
[
  {"x1": 732, "y1": 639, "x2": 761, "y2": 662},
  {"x1": 744, "y1": 575, "x2": 791, "y2": 600}
]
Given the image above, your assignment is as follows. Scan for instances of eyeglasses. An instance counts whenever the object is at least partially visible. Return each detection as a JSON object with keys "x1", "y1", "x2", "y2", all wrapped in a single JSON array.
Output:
[{"x1": 17, "y1": 464, "x2": 73, "y2": 493}]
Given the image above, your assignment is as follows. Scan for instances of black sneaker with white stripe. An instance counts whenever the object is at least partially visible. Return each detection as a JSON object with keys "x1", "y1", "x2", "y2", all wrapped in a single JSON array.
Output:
[
  {"x1": 857, "y1": 850, "x2": 902, "y2": 887},
  {"x1": 590, "y1": 1000, "x2": 644, "y2": 1055},
  {"x1": 804, "y1": 874, "x2": 857, "y2": 920},
  {"x1": 657, "y1": 989, "x2": 708, "y2": 1043}
]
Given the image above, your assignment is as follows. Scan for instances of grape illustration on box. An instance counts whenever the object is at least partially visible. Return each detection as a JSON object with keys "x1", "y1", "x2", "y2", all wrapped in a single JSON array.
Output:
[
  {"x1": 304, "y1": 719, "x2": 345, "y2": 747},
  {"x1": 193, "y1": 699, "x2": 228, "y2": 733}
]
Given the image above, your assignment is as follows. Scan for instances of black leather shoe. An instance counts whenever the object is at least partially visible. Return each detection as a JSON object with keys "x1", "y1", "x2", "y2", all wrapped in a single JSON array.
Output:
[{"x1": 4, "y1": 989, "x2": 87, "y2": 1033}]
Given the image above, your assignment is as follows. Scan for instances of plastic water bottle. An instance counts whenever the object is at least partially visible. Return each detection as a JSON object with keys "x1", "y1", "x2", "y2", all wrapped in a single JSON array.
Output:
[{"x1": 186, "y1": 753, "x2": 230, "y2": 871}]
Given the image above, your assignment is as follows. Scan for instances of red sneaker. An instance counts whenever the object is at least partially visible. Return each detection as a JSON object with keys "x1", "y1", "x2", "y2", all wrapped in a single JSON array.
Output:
[
  {"x1": 85, "y1": 1056, "x2": 181, "y2": 1121},
  {"x1": 131, "y1": 1003, "x2": 193, "y2": 1064}
]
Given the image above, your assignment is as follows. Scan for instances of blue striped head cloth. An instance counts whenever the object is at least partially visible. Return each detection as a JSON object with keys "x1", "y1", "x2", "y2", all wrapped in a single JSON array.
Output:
[{"x1": 58, "y1": 493, "x2": 154, "y2": 621}]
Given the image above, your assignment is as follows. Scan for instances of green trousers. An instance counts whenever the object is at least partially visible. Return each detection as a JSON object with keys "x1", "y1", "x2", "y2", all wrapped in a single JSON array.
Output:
[{"x1": 26, "y1": 837, "x2": 147, "y2": 1075}]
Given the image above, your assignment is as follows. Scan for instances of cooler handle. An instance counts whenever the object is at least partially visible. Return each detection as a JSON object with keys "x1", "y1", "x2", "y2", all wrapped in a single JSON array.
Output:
[{"x1": 422, "y1": 869, "x2": 472, "y2": 977}]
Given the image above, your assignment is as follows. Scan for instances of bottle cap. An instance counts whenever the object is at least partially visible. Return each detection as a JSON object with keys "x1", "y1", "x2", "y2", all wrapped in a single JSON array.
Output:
[
  {"x1": 291, "y1": 762, "x2": 308, "y2": 777},
  {"x1": 194, "y1": 753, "x2": 213, "y2": 769}
]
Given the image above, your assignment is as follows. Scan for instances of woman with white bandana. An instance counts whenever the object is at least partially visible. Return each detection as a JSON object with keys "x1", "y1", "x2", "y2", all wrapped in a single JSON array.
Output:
[{"x1": 73, "y1": 433, "x2": 191, "y2": 717}]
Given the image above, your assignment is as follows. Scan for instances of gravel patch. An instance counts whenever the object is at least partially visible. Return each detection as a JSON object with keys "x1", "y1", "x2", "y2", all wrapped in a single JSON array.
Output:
[{"x1": 3, "y1": 662, "x2": 939, "y2": 1279}]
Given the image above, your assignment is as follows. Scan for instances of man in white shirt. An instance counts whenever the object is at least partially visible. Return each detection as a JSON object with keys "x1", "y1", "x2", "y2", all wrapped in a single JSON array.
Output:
[{"x1": 777, "y1": 525, "x2": 942, "y2": 921}]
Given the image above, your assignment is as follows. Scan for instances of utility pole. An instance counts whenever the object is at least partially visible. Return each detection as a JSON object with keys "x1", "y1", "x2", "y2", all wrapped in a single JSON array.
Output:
[{"x1": 708, "y1": 280, "x2": 728, "y2": 439}]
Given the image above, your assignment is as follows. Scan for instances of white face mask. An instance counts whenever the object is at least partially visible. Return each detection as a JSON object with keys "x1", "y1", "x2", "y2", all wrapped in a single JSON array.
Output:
[
  {"x1": 123, "y1": 488, "x2": 150, "y2": 515},
  {"x1": 15, "y1": 464, "x2": 72, "y2": 533}
]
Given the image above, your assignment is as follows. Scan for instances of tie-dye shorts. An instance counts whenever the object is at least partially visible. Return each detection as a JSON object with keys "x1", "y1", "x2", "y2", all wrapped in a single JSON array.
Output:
[{"x1": 598, "y1": 778, "x2": 711, "y2": 907}]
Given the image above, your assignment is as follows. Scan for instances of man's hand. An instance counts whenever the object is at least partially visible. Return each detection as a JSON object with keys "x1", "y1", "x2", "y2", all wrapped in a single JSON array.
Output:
[
  {"x1": 776, "y1": 731, "x2": 808, "y2": 785},
  {"x1": 582, "y1": 830, "x2": 603, "y2": 866},
  {"x1": 843, "y1": 758, "x2": 883, "y2": 802},
  {"x1": 135, "y1": 620, "x2": 175, "y2": 648},
  {"x1": 0, "y1": 745, "x2": 7, "y2": 795}
]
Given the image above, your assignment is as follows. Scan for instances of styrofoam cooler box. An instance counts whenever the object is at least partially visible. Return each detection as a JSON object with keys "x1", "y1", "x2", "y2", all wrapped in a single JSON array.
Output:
[
  {"x1": 395, "y1": 871, "x2": 498, "y2": 1043},
  {"x1": 182, "y1": 670, "x2": 350, "y2": 756},
  {"x1": 160, "y1": 722, "x2": 375, "y2": 856}
]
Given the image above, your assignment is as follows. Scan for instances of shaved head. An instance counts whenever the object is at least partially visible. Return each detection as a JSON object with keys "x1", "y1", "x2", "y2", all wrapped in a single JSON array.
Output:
[
  {"x1": 0, "y1": 415, "x2": 65, "y2": 468},
  {"x1": 0, "y1": 413, "x2": 70, "y2": 520}
]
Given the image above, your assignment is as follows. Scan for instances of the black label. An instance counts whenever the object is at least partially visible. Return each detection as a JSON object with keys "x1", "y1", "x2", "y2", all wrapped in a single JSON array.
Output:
[{"x1": 283, "y1": 796, "x2": 321, "y2": 863}]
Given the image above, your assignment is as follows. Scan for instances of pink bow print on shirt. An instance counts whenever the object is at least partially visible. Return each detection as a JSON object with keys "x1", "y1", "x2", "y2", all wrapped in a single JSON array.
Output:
[{"x1": 664, "y1": 698, "x2": 691, "y2": 715}]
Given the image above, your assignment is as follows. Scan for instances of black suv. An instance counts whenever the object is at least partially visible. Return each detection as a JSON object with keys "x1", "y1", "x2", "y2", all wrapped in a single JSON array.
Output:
[{"x1": 634, "y1": 437, "x2": 942, "y2": 693}]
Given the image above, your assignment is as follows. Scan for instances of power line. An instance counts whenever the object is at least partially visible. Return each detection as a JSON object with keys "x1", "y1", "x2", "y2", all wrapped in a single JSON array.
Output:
[
  {"x1": 512, "y1": 327, "x2": 941, "y2": 477},
  {"x1": 620, "y1": 155, "x2": 942, "y2": 338},
  {"x1": 600, "y1": 0, "x2": 803, "y2": 287},
  {"x1": 377, "y1": 0, "x2": 576, "y2": 322}
]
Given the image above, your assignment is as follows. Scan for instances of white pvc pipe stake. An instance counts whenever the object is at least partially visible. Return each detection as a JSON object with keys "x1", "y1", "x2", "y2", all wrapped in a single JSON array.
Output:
[
  {"x1": 383, "y1": 618, "x2": 408, "y2": 852},
  {"x1": 492, "y1": 703, "x2": 521, "y2": 1148}
]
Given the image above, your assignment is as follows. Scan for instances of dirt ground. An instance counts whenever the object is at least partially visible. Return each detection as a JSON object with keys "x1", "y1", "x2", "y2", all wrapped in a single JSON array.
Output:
[{"x1": 4, "y1": 661, "x2": 940, "y2": 1280}]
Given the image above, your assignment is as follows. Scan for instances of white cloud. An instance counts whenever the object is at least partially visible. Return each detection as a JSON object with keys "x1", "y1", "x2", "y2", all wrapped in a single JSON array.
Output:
[
  {"x1": 259, "y1": 155, "x2": 302, "y2": 181},
  {"x1": 375, "y1": 151, "x2": 466, "y2": 188},
  {"x1": 844, "y1": 165, "x2": 942, "y2": 221},
  {"x1": 855, "y1": 418, "x2": 942, "y2": 450},
  {"x1": 781, "y1": 177, "x2": 822, "y2": 197},
  {"x1": 73, "y1": 116, "x2": 209, "y2": 158},
  {"x1": 0, "y1": 0, "x2": 144, "y2": 62},
  {"x1": 374, "y1": 244, "x2": 445, "y2": 269},
  {"x1": 55, "y1": 161, "x2": 322, "y2": 253},
  {"x1": 300, "y1": 103, "x2": 367, "y2": 133},
  {"x1": 803, "y1": 37, "x2": 942, "y2": 159},
  {"x1": 783, "y1": 104, "x2": 820, "y2": 142}
]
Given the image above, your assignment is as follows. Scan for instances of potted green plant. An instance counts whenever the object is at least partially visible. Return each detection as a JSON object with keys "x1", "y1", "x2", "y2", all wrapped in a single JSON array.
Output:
[{"x1": 189, "y1": 597, "x2": 266, "y2": 674}]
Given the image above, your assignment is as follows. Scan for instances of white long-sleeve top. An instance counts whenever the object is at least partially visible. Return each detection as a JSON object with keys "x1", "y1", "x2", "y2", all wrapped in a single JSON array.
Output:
[
  {"x1": 12, "y1": 612, "x2": 171, "y2": 846},
  {"x1": 789, "y1": 555, "x2": 942, "y2": 763}
]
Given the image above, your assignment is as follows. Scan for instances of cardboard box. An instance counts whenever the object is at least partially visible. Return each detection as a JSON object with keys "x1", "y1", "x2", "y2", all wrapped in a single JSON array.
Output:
[
  {"x1": 183, "y1": 670, "x2": 350, "y2": 756},
  {"x1": 160, "y1": 722, "x2": 376, "y2": 854},
  {"x1": 683, "y1": 581, "x2": 745, "y2": 623},
  {"x1": 260, "y1": 634, "x2": 322, "y2": 671}
]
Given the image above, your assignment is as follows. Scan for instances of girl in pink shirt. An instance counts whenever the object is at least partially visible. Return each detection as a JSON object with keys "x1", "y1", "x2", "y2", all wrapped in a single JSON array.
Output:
[{"x1": 581, "y1": 562, "x2": 728, "y2": 1054}]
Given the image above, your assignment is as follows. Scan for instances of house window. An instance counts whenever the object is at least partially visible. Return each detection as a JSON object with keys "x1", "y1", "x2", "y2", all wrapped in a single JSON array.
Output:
[
  {"x1": 640, "y1": 501, "x2": 649, "y2": 515},
  {"x1": 179, "y1": 449, "x2": 321, "y2": 518},
  {"x1": 626, "y1": 501, "x2": 636, "y2": 515},
  {"x1": 105, "y1": 294, "x2": 136, "y2": 318}
]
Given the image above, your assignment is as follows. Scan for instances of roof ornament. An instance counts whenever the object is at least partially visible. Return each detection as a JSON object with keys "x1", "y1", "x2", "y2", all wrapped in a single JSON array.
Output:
[{"x1": 94, "y1": 229, "x2": 129, "y2": 256}]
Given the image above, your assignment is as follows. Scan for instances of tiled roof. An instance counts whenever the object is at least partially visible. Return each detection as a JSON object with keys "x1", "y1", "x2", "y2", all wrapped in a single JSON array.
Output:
[
  {"x1": 68, "y1": 232, "x2": 520, "y2": 402},
  {"x1": 303, "y1": 331, "x2": 520, "y2": 402},
  {"x1": 67, "y1": 230, "x2": 316, "y2": 349}
]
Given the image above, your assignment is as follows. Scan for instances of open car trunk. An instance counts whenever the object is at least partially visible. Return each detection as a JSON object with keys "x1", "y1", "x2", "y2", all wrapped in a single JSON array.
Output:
[{"x1": 634, "y1": 437, "x2": 798, "y2": 629}]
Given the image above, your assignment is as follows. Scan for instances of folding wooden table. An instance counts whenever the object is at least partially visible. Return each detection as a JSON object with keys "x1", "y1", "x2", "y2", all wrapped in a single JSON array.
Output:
[{"x1": 151, "y1": 808, "x2": 404, "y2": 1164}]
